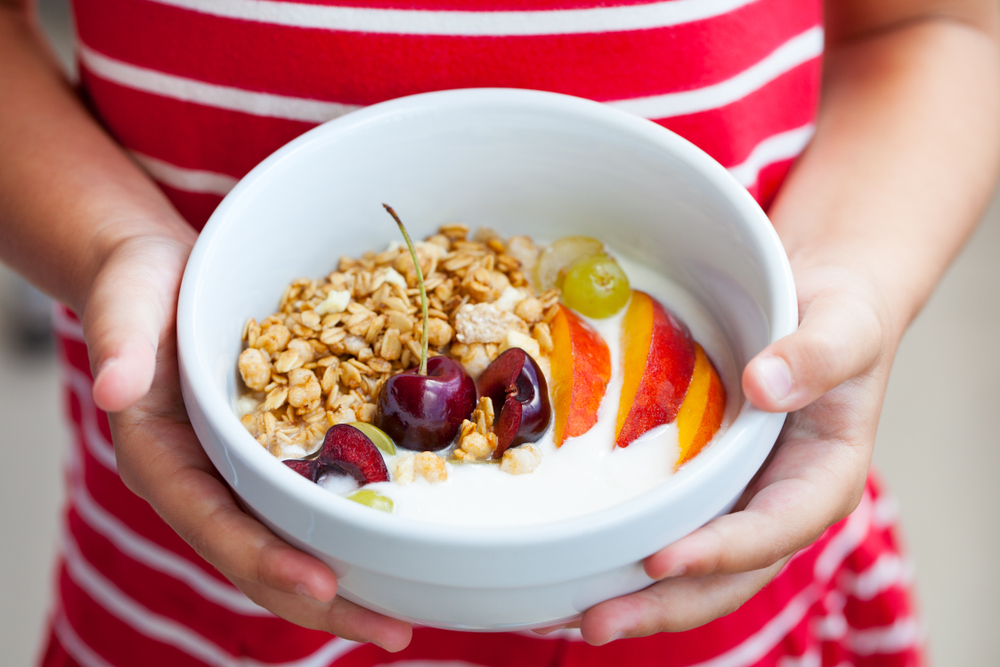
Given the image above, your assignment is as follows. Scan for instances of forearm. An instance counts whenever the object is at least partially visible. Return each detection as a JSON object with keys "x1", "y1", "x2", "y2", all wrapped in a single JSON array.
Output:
[
  {"x1": 771, "y1": 15, "x2": 1000, "y2": 342},
  {"x1": 0, "y1": 3, "x2": 194, "y2": 314}
]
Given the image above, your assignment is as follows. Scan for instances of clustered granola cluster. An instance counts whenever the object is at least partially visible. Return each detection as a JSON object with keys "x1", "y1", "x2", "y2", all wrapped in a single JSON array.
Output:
[
  {"x1": 452, "y1": 396, "x2": 542, "y2": 474},
  {"x1": 238, "y1": 225, "x2": 558, "y2": 466}
]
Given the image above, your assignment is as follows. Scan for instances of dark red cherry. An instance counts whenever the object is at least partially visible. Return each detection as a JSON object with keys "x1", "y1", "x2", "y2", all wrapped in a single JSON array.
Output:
[
  {"x1": 476, "y1": 348, "x2": 551, "y2": 459},
  {"x1": 319, "y1": 424, "x2": 390, "y2": 484},
  {"x1": 283, "y1": 457, "x2": 360, "y2": 485},
  {"x1": 284, "y1": 424, "x2": 389, "y2": 486},
  {"x1": 375, "y1": 355, "x2": 476, "y2": 451},
  {"x1": 284, "y1": 458, "x2": 323, "y2": 482}
]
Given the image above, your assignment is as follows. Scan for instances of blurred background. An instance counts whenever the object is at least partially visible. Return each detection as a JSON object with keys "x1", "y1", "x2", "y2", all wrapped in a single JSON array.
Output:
[{"x1": 2, "y1": 1, "x2": 999, "y2": 664}]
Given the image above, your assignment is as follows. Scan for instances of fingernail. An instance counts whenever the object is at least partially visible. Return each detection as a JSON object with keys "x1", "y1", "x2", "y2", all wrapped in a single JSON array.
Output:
[
  {"x1": 94, "y1": 357, "x2": 117, "y2": 382},
  {"x1": 665, "y1": 563, "x2": 686, "y2": 578},
  {"x1": 536, "y1": 624, "x2": 567, "y2": 635},
  {"x1": 294, "y1": 583, "x2": 320, "y2": 601},
  {"x1": 757, "y1": 356, "x2": 792, "y2": 401},
  {"x1": 609, "y1": 631, "x2": 625, "y2": 643}
]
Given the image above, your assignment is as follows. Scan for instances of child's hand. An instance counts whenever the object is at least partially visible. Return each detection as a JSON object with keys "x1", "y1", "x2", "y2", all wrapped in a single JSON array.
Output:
[
  {"x1": 84, "y1": 234, "x2": 413, "y2": 651},
  {"x1": 565, "y1": 4, "x2": 1000, "y2": 642},
  {"x1": 0, "y1": 6, "x2": 411, "y2": 648},
  {"x1": 572, "y1": 264, "x2": 889, "y2": 643}
]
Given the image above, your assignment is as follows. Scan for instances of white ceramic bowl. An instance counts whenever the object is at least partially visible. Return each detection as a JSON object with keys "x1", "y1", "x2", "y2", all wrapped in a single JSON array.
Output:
[{"x1": 177, "y1": 88, "x2": 797, "y2": 631}]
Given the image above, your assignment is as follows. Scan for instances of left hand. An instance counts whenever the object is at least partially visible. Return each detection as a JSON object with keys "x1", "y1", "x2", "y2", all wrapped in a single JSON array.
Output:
[{"x1": 540, "y1": 264, "x2": 895, "y2": 643}]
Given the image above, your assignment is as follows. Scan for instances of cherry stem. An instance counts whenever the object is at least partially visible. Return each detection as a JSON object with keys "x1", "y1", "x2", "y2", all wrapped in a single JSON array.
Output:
[{"x1": 383, "y1": 204, "x2": 429, "y2": 376}]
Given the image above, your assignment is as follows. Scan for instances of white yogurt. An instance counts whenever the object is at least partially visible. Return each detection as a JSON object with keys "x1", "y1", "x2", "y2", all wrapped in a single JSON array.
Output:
[{"x1": 367, "y1": 256, "x2": 736, "y2": 527}]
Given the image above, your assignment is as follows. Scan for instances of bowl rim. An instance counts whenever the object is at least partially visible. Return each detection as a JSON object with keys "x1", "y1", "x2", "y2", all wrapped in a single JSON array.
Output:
[{"x1": 177, "y1": 87, "x2": 797, "y2": 548}]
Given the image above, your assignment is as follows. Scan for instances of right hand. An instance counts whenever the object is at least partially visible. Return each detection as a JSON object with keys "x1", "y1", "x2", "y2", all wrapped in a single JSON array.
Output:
[{"x1": 84, "y1": 233, "x2": 413, "y2": 651}]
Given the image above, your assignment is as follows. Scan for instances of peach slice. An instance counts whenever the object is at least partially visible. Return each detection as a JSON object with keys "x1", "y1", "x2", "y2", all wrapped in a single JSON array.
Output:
[
  {"x1": 550, "y1": 304, "x2": 612, "y2": 446},
  {"x1": 675, "y1": 343, "x2": 727, "y2": 466},
  {"x1": 615, "y1": 290, "x2": 696, "y2": 448}
]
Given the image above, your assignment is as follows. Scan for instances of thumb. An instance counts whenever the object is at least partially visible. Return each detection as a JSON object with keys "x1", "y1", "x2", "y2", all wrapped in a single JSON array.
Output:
[
  {"x1": 83, "y1": 236, "x2": 192, "y2": 413},
  {"x1": 742, "y1": 283, "x2": 886, "y2": 413}
]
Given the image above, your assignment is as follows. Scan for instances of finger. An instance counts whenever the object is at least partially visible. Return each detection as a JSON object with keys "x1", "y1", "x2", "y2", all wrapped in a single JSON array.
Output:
[
  {"x1": 643, "y1": 433, "x2": 868, "y2": 581},
  {"x1": 90, "y1": 338, "x2": 157, "y2": 413},
  {"x1": 233, "y1": 579, "x2": 413, "y2": 651},
  {"x1": 84, "y1": 236, "x2": 191, "y2": 412},
  {"x1": 532, "y1": 619, "x2": 581, "y2": 635},
  {"x1": 321, "y1": 597, "x2": 412, "y2": 651},
  {"x1": 152, "y1": 449, "x2": 408, "y2": 646},
  {"x1": 154, "y1": 468, "x2": 340, "y2": 603},
  {"x1": 128, "y1": 436, "x2": 409, "y2": 648},
  {"x1": 579, "y1": 558, "x2": 789, "y2": 644},
  {"x1": 743, "y1": 281, "x2": 885, "y2": 413},
  {"x1": 114, "y1": 418, "x2": 341, "y2": 602}
]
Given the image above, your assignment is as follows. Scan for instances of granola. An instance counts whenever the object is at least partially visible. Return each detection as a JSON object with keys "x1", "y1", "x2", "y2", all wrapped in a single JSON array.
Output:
[
  {"x1": 453, "y1": 397, "x2": 499, "y2": 461},
  {"x1": 238, "y1": 226, "x2": 554, "y2": 466}
]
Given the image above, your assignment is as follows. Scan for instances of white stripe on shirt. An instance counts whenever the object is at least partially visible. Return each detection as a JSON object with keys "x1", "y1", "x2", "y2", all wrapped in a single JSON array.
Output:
[
  {"x1": 125, "y1": 121, "x2": 813, "y2": 199},
  {"x1": 133, "y1": 152, "x2": 239, "y2": 196},
  {"x1": 849, "y1": 617, "x2": 923, "y2": 656},
  {"x1": 727, "y1": 124, "x2": 814, "y2": 187},
  {"x1": 70, "y1": 476, "x2": 273, "y2": 616},
  {"x1": 63, "y1": 365, "x2": 118, "y2": 471},
  {"x1": 79, "y1": 45, "x2": 360, "y2": 123},
  {"x1": 837, "y1": 553, "x2": 915, "y2": 602},
  {"x1": 607, "y1": 26, "x2": 822, "y2": 119},
  {"x1": 143, "y1": 0, "x2": 758, "y2": 37},
  {"x1": 654, "y1": 491, "x2": 874, "y2": 667},
  {"x1": 79, "y1": 26, "x2": 820, "y2": 125},
  {"x1": 686, "y1": 584, "x2": 823, "y2": 667},
  {"x1": 815, "y1": 492, "x2": 873, "y2": 583},
  {"x1": 62, "y1": 528, "x2": 362, "y2": 666},
  {"x1": 53, "y1": 613, "x2": 117, "y2": 667}
]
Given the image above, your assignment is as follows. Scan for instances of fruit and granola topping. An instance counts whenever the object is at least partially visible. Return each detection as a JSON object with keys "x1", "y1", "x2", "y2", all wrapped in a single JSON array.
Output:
[
  {"x1": 283, "y1": 423, "x2": 389, "y2": 487},
  {"x1": 549, "y1": 304, "x2": 612, "y2": 447},
  {"x1": 475, "y1": 348, "x2": 551, "y2": 459},
  {"x1": 236, "y1": 214, "x2": 730, "y2": 524},
  {"x1": 238, "y1": 214, "x2": 554, "y2": 462},
  {"x1": 375, "y1": 354, "x2": 477, "y2": 452}
]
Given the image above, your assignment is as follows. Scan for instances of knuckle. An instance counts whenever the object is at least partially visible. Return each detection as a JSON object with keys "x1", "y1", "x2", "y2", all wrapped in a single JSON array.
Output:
[
  {"x1": 115, "y1": 464, "x2": 143, "y2": 497},
  {"x1": 111, "y1": 445, "x2": 147, "y2": 500},
  {"x1": 837, "y1": 477, "x2": 868, "y2": 521},
  {"x1": 795, "y1": 327, "x2": 853, "y2": 383},
  {"x1": 703, "y1": 524, "x2": 729, "y2": 572},
  {"x1": 184, "y1": 504, "x2": 248, "y2": 577},
  {"x1": 254, "y1": 538, "x2": 291, "y2": 590}
]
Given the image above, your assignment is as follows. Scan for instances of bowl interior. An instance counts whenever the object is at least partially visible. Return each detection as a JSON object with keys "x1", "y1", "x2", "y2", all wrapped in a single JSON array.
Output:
[{"x1": 181, "y1": 90, "x2": 794, "y2": 547}]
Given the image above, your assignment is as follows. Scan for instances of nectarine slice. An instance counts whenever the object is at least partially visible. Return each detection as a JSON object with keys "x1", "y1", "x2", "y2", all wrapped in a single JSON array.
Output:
[
  {"x1": 615, "y1": 291, "x2": 696, "y2": 447},
  {"x1": 550, "y1": 305, "x2": 611, "y2": 446},
  {"x1": 675, "y1": 343, "x2": 727, "y2": 465}
]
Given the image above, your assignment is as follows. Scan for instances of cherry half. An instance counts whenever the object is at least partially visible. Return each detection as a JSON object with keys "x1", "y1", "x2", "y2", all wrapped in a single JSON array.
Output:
[
  {"x1": 284, "y1": 423, "x2": 389, "y2": 485},
  {"x1": 375, "y1": 355, "x2": 476, "y2": 451},
  {"x1": 477, "y1": 348, "x2": 551, "y2": 459}
]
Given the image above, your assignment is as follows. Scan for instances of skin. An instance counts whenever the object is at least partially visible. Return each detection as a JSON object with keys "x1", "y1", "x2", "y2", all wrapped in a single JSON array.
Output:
[{"x1": 1, "y1": 0, "x2": 998, "y2": 652}]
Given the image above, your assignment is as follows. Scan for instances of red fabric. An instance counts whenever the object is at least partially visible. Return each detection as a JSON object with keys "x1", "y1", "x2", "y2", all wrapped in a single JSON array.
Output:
[
  {"x1": 74, "y1": 0, "x2": 816, "y2": 104},
  {"x1": 43, "y1": 0, "x2": 923, "y2": 664}
]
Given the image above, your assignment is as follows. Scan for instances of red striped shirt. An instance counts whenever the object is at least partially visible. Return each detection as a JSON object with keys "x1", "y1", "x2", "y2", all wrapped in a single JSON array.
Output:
[{"x1": 44, "y1": 1, "x2": 923, "y2": 665}]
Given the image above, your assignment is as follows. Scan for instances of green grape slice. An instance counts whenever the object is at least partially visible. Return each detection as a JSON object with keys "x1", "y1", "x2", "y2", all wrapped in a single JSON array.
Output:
[
  {"x1": 533, "y1": 236, "x2": 604, "y2": 292},
  {"x1": 349, "y1": 422, "x2": 397, "y2": 455},
  {"x1": 560, "y1": 254, "x2": 631, "y2": 319},
  {"x1": 347, "y1": 489, "x2": 395, "y2": 513}
]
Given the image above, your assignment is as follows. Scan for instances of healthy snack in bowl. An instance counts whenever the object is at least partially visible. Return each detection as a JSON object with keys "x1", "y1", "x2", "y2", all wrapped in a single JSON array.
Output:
[{"x1": 236, "y1": 208, "x2": 730, "y2": 525}]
